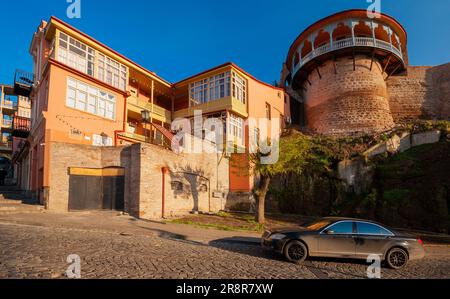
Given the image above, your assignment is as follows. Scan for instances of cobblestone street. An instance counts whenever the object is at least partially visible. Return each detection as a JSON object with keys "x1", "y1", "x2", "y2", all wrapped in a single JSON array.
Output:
[{"x1": 0, "y1": 213, "x2": 449, "y2": 279}]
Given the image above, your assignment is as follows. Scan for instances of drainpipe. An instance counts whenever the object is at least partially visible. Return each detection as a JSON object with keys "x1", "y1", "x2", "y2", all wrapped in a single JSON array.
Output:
[
  {"x1": 161, "y1": 167, "x2": 169, "y2": 218},
  {"x1": 114, "y1": 92, "x2": 131, "y2": 146}
]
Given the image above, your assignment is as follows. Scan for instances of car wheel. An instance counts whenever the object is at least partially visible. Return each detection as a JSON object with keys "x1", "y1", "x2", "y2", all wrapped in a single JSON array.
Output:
[
  {"x1": 386, "y1": 248, "x2": 409, "y2": 269},
  {"x1": 284, "y1": 240, "x2": 308, "y2": 264}
]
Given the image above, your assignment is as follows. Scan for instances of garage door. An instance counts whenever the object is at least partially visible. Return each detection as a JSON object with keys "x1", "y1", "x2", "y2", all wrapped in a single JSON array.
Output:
[{"x1": 68, "y1": 167, "x2": 125, "y2": 211}]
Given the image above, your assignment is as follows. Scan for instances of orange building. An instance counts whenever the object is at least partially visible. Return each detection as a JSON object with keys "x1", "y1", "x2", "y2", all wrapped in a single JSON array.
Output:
[{"x1": 25, "y1": 17, "x2": 290, "y2": 202}]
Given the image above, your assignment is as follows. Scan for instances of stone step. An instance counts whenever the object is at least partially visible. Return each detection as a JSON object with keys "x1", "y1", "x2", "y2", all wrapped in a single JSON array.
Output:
[
  {"x1": 0, "y1": 200, "x2": 23, "y2": 205},
  {"x1": 0, "y1": 205, "x2": 43, "y2": 213}
]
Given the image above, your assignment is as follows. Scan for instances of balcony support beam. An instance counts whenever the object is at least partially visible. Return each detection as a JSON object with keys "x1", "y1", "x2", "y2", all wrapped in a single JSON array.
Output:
[
  {"x1": 383, "y1": 55, "x2": 392, "y2": 75},
  {"x1": 316, "y1": 67, "x2": 322, "y2": 80},
  {"x1": 370, "y1": 49, "x2": 375, "y2": 71},
  {"x1": 385, "y1": 62, "x2": 402, "y2": 81}
]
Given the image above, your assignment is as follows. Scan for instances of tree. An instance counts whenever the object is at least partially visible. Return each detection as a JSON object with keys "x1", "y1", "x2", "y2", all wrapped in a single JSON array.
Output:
[{"x1": 251, "y1": 131, "x2": 335, "y2": 224}]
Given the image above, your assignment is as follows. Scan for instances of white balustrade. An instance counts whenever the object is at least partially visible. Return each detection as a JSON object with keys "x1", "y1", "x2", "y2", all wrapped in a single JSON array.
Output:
[{"x1": 292, "y1": 36, "x2": 403, "y2": 76}]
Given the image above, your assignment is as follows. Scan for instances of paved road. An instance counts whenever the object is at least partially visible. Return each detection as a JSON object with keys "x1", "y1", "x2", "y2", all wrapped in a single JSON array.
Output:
[{"x1": 0, "y1": 221, "x2": 449, "y2": 279}]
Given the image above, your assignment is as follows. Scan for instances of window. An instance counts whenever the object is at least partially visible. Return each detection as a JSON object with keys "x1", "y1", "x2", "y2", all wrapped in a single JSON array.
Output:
[
  {"x1": 97, "y1": 54, "x2": 127, "y2": 91},
  {"x1": 232, "y1": 71, "x2": 246, "y2": 104},
  {"x1": 67, "y1": 77, "x2": 116, "y2": 120},
  {"x1": 93, "y1": 134, "x2": 113, "y2": 147},
  {"x1": 325, "y1": 221, "x2": 354, "y2": 234},
  {"x1": 190, "y1": 79, "x2": 209, "y2": 105},
  {"x1": 229, "y1": 114, "x2": 244, "y2": 145},
  {"x1": 58, "y1": 32, "x2": 127, "y2": 91},
  {"x1": 58, "y1": 32, "x2": 94, "y2": 76},
  {"x1": 209, "y1": 72, "x2": 231, "y2": 101},
  {"x1": 265, "y1": 103, "x2": 271, "y2": 120},
  {"x1": 356, "y1": 222, "x2": 393, "y2": 236},
  {"x1": 189, "y1": 70, "x2": 246, "y2": 106}
]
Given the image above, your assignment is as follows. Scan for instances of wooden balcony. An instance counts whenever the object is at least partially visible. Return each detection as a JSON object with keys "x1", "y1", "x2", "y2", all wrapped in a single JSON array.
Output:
[
  {"x1": 117, "y1": 123, "x2": 173, "y2": 150},
  {"x1": 14, "y1": 70, "x2": 34, "y2": 97},
  {"x1": 1, "y1": 118, "x2": 13, "y2": 130},
  {"x1": 12, "y1": 116, "x2": 31, "y2": 138},
  {"x1": 0, "y1": 141, "x2": 12, "y2": 152},
  {"x1": 2, "y1": 100, "x2": 17, "y2": 112},
  {"x1": 127, "y1": 96, "x2": 171, "y2": 123}
]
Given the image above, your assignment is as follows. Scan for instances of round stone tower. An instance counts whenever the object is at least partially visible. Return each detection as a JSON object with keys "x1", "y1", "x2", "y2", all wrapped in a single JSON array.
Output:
[{"x1": 282, "y1": 9, "x2": 408, "y2": 136}]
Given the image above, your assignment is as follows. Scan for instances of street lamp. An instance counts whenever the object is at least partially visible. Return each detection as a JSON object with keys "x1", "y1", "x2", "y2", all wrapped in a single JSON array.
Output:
[{"x1": 141, "y1": 110, "x2": 151, "y2": 144}]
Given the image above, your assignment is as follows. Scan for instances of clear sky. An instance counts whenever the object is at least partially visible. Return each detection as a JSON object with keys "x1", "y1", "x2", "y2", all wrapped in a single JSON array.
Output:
[{"x1": 0, "y1": 0, "x2": 449, "y2": 85}]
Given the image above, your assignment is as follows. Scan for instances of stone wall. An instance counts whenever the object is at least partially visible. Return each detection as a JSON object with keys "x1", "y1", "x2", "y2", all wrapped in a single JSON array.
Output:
[
  {"x1": 46, "y1": 142, "x2": 230, "y2": 219},
  {"x1": 303, "y1": 55, "x2": 395, "y2": 136},
  {"x1": 133, "y1": 143, "x2": 229, "y2": 219},
  {"x1": 387, "y1": 63, "x2": 450, "y2": 123}
]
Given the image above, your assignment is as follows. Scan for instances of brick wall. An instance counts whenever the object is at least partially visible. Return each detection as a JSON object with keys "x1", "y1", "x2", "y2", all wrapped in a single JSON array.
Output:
[
  {"x1": 303, "y1": 56, "x2": 394, "y2": 136},
  {"x1": 46, "y1": 142, "x2": 229, "y2": 219},
  {"x1": 387, "y1": 63, "x2": 450, "y2": 123}
]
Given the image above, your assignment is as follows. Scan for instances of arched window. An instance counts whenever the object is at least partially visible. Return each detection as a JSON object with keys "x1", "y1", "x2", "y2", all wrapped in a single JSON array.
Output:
[
  {"x1": 294, "y1": 52, "x2": 300, "y2": 66},
  {"x1": 301, "y1": 40, "x2": 312, "y2": 58},
  {"x1": 374, "y1": 25, "x2": 390, "y2": 43},
  {"x1": 391, "y1": 34, "x2": 400, "y2": 50},
  {"x1": 354, "y1": 20, "x2": 372, "y2": 37},
  {"x1": 332, "y1": 23, "x2": 352, "y2": 41},
  {"x1": 314, "y1": 29, "x2": 331, "y2": 48}
]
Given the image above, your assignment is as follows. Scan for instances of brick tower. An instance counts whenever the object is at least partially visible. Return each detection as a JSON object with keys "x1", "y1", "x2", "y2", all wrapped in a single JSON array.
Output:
[{"x1": 281, "y1": 9, "x2": 408, "y2": 136}]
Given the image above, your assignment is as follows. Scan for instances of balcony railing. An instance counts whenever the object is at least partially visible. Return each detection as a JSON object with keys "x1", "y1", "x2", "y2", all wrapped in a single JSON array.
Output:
[
  {"x1": 2, "y1": 100, "x2": 16, "y2": 110},
  {"x1": 14, "y1": 69, "x2": 34, "y2": 97},
  {"x1": 293, "y1": 37, "x2": 404, "y2": 76},
  {"x1": 2, "y1": 119, "x2": 13, "y2": 128},
  {"x1": 127, "y1": 96, "x2": 171, "y2": 121},
  {"x1": 13, "y1": 116, "x2": 31, "y2": 133},
  {"x1": 118, "y1": 122, "x2": 173, "y2": 150},
  {"x1": 0, "y1": 142, "x2": 12, "y2": 151}
]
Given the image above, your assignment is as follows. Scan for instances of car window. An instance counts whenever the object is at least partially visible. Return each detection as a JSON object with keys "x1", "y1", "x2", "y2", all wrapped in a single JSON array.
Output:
[
  {"x1": 326, "y1": 221, "x2": 354, "y2": 234},
  {"x1": 356, "y1": 222, "x2": 392, "y2": 236}
]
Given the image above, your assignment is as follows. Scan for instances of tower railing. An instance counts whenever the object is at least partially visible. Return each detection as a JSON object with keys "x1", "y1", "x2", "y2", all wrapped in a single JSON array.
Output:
[{"x1": 293, "y1": 37, "x2": 404, "y2": 76}]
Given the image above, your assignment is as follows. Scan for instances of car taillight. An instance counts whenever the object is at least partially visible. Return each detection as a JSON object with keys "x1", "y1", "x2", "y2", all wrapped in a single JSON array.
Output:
[{"x1": 418, "y1": 239, "x2": 425, "y2": 247}]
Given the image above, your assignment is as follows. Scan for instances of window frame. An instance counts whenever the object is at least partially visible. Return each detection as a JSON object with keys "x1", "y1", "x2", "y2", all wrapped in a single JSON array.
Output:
[
  {"x1": 66, "y1": 77, "x2": 116, "y2": 121},
  {"x1": 320, "y1": 221, "x2": 356, "y2": 235},
  {"x1": 355, "y1": 221, "x2": 395, "y2": 237},
  {"x1": 188, "y1": 70, "x2": 247, "y2": 107},
  {"x1": 228, "y1": 114, "x2": 244, "y2": 146},
  {"x1": 57, "y1": 32, "x2": 128, "y2": 91}
]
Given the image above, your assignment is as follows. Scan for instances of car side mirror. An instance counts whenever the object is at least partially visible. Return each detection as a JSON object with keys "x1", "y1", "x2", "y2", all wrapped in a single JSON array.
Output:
[{"x1": 325, "y1": 230, "x2": 334, "y2": 235}]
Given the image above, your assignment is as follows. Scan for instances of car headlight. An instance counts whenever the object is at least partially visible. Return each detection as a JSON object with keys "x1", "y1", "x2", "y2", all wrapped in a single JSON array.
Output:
[{"x1": 269, "y1": 233, "x2": 286, "y2": 240}]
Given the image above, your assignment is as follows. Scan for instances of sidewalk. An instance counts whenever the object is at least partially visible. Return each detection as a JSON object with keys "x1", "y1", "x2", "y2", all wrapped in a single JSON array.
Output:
[{"x1": 0, "y1": 210, "x2": 261, "y2": 245}]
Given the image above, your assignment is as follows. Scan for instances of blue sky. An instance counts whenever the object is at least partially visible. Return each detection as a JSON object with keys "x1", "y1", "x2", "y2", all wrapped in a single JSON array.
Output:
[{"x1": 0, "y1": 0, "x2": 449, "y2": 85}]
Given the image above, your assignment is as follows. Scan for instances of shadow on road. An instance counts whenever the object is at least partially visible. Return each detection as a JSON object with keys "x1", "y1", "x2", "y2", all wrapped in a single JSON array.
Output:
[{"x1": 209, "y1": 237, "x2": 375, "y2": 279}]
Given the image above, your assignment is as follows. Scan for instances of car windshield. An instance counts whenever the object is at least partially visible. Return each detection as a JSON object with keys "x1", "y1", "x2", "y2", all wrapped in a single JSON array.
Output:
[{"x1": 302, "y1": 219, "x2": 334, "y2": 231}]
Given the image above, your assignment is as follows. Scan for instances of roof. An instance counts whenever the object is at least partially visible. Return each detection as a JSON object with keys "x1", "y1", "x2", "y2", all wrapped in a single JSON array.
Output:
[
  {"x1": 47, "y1": 16, "x2": 172, "y2": 87},
  {"x1": 39, "y1": 18, "x2": 282, "y2": 92}
]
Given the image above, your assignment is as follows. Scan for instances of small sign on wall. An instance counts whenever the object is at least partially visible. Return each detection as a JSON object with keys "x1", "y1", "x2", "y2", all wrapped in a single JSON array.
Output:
[{"x1": 93, "y1": 134, "x2": 113, "y2": 147}]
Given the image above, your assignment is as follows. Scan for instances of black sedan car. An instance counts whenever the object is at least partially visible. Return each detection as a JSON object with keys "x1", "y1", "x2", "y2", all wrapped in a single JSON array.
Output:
[{"x1": 262, "y1": 217, "x2": 426, "y2": 269}]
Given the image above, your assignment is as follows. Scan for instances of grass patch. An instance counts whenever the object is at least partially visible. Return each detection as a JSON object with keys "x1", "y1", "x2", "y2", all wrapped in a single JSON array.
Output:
[{"x1": 170, "y1": 214, "x2": 265, "y2": 232}]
